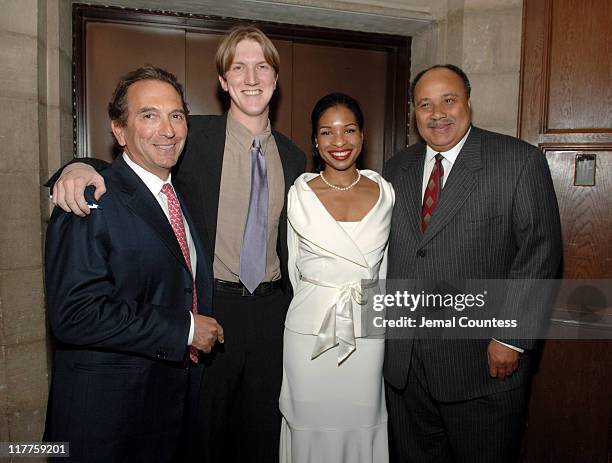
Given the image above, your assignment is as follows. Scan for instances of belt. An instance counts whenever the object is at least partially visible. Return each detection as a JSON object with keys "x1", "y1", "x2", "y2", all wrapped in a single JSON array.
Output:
[{"x1": 214, "y1": 279, "x2": 283, "y2": 297}]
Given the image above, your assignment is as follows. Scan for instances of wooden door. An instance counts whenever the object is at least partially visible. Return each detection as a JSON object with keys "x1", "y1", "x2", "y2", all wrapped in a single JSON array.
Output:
[
  {"x1": 290, "y1": 43, "x2": 388, "y2": 173},
  {"x1": 518, "y1": 0, "x2": 612, "y2": 461},
  {"x1": 76, "y1": 6, "x2": 409, "y2": 171},
  {"x1": 84, "y1": 22, "x2": 185, "y2": 160}
]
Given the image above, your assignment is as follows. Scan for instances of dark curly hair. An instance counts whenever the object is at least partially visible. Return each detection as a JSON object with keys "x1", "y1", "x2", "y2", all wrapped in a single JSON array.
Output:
[{"x1": 108, "y1": 65, "x2": 188, "y2": 127}]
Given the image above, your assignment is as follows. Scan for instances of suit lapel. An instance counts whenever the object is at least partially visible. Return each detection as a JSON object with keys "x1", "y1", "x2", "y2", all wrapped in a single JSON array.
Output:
[
  {"x1": 273, "y1": 129, "x2": 300, "y2": 197},
  {"x1": 197, "y1": 115, "x2": 227, "y2": 252},
  {"x1": 179, "y1": 189, "x2": 212, "y2": 315},
  {"x1": 289, "y1": 176, "x2": 368, "y2": 267},
  {"x1": 397, "y1": 147, "x2": 426, "y2": 243},
  {"x1": 419, "y1": 127, "x2": 483, "y2": 247},
  {"x1": 111, "y1": 157, "x2": 189, "y2": 271},
  {"x1": 195, "y1": 117, "x2": 300, "y2": 257}
]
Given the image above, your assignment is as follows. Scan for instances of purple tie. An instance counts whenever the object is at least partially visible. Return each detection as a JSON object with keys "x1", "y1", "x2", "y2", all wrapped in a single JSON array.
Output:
[{"x1": 240, "y1": 136, "x2": 268, "y2": 294}]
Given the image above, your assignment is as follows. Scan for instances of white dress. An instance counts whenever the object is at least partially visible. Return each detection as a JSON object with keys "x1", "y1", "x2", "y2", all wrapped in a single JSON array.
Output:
[{"x1": 279, "y1": 170, "x2": 395, "y2": 463}]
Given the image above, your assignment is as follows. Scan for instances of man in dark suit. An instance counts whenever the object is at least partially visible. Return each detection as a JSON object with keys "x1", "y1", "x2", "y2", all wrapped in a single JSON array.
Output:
[
  {"x1": 44, "y1": 66, "x2": 223, "y2": 462},
  {"x1": 48, "y1": 27, "x2": 306, "y2": 462},
  {"x1": 383, "y1": 64, "x2": 562, "y2": 462}
]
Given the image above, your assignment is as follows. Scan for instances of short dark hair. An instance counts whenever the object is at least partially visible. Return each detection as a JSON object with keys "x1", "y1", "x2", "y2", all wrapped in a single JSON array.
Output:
[
  {"x1": 311, "y1": 92, "x2": 365, "y2": 172},
  {"x1": 108, "y1": 65, "x2": 189, "y2": 127},
  {"x1": 409, "y1": 64, "x2": 471, "y2": 103}
]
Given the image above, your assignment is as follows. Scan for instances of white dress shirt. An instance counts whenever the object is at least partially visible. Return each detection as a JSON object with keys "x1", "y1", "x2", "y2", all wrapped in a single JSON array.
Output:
[
  {"x1": 123, "y1": 153, "x2": 197, "y2": 345},
  {"x1": 421, "y1": 127, "x2": 471, "y2": 201},
  {"x1": 419, "y1": 131, "x2": 523, "y2": 354}
]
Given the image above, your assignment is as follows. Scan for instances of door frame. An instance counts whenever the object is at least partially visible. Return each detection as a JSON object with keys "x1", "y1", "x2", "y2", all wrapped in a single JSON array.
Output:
[{"x1": 72, "y1": 3, "x2": 411, "y2": 162}]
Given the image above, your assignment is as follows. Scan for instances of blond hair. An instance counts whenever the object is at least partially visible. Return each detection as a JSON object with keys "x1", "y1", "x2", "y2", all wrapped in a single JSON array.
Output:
[{"x1": 215, "y1": 25, "x2": 280, "y2": 77}]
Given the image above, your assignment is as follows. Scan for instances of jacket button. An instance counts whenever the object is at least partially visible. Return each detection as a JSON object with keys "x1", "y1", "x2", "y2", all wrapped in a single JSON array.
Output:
[
  {"x1": 185, "y1": 287, "x2": 193, "y2": 294},
  {"x1": 416, "y1": 249, "x2": 426, "y2": 258},
  {"x1": 155, "y1": 350, "x2": 168, "y2": 359}
]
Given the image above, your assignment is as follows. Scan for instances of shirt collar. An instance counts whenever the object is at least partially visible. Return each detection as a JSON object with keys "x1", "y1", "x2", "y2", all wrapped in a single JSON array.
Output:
[
  {"x1": 226, "y1": 111, "x2": 272, "y2": 153},
  {"x1": 425, "y1": 126, "x2": 472, "y2": 165},
  {"x1": 122, "y1": 152, "x2": 172, "y2": 197}
]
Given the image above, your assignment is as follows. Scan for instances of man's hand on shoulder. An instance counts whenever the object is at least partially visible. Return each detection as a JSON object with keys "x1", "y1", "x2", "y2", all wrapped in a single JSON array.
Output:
[
  {"x1": 192, "y1": 315, "x2": 224, "y2": 353},
  {"x1": 487, "y1": 339, "x2": 520, "y2": 381},
  {"x1": 52, "y1": 162, "x2": 106, "y2": 216}
]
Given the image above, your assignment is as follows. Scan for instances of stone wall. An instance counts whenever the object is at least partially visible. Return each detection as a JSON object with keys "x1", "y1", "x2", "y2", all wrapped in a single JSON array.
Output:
[
  {"x1": 0, "y1": 0, "x2": 71, "y2": 445},
  {"x1": 409, "y1": 0, "x2": 523, "y2": 142}
]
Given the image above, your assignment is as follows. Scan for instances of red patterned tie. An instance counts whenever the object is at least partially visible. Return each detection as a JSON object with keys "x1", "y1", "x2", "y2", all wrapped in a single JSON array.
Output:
[
  {"x1": 421, "y1": 153, "x2": 445, "y2": 232},
  {"x1": 161, "y1": 183, "x2": 199, "y2": 363}
]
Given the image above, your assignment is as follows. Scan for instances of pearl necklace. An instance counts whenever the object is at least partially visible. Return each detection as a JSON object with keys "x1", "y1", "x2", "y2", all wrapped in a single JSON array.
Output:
[{"x1": 320, "y1": 170, "x2": 361, "y2": 191}]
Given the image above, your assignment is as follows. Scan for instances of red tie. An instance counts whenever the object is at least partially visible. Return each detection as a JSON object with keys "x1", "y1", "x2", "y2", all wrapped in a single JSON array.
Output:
[
  {"x1": 161, "y1": 183, "x2": 198, "y2": 363},
  {"x1": 421, "y1": 154, "x2": 445, "y2": 232}
]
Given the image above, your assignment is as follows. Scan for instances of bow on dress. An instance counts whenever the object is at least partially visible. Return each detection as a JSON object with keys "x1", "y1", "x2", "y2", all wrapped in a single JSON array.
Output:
[{"x1": 301, "y1": 276, "x2": 379, "y2": 364}]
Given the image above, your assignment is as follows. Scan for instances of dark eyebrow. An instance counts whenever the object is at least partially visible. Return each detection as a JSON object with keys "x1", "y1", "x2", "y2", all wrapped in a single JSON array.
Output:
[
  {"x1": 137, "y1": 107, "x2": 186, "y2": 115},
  {"x1": 137, "y1": 106, "x2": 159, "y2": 114}
]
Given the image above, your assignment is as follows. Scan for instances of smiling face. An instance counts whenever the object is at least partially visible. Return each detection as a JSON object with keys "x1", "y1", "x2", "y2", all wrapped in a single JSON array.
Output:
[
  {"x1": 218, "y1": 39, "x2": 277, "y2": 131},
  {"x1": 111, "y1": 79, "x2": 187, "y2": 180},
  {"x1": 413, "y1": 67, "x2": 471, "y2": 152},
  {"x1": 315, "y1": 105, "x2": 364, "y2": 173}
]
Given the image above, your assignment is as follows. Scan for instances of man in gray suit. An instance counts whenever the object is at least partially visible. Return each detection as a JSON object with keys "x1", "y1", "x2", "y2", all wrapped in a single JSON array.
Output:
[{"x1": 383, "y1": 64, "x2": 562, "y2": 462}]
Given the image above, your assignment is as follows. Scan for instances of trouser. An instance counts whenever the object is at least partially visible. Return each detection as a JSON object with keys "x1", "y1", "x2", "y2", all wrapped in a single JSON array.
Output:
[
  {"x1": 193, "y1": 285, "x2": 290, "y2": 463},
  {"x1": 174, "y1": 361, "x2": 204, "y2": 462},
  {"x1": 386, "y1": 348, "x2": 528, "y2": 463}
]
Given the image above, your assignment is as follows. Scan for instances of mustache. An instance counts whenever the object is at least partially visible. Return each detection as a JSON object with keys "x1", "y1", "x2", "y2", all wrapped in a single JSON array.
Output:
[{"x1": 427, "y1": 117, "x2": 455, "y2": 128}]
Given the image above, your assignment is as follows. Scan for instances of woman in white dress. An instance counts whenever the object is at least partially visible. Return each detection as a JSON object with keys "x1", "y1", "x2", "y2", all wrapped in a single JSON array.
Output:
[{"x1": 279, "y1": 93, "x2": 395, "y2": 463}]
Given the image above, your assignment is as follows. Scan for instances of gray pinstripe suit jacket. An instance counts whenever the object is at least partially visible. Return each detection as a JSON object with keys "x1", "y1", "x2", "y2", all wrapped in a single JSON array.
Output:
[{"x1": 383, "y1": 126, "x2": 562, "y2": 401}]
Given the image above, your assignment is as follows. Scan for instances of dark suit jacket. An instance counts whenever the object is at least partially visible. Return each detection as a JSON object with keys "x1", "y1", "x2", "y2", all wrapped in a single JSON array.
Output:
[
  {"x1": 57, "y1": 114, "x2": 307, "y2": 293},
  {"x1": 383, "y1": 126, "x2": 562, "y2": 401},
  {"x1": 44, "y1": 156, "x2": 213, "y2": 462},
  {"x1": 173, "y1": 114, "x2": 306, "y2": 293}
]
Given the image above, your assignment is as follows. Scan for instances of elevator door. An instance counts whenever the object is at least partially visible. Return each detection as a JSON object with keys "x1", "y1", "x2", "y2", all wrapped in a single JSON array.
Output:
[{"x1": 82, "y1": 19, "x2": 406, "y2": 174}]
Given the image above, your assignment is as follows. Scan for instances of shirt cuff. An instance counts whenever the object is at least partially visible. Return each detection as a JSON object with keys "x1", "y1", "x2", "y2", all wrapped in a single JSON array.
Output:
[
  {"x1": 492, "y1": 338, "x2": 524, "y2": 354},
  {"x1": 188, "y1": 312, "x2": 195, "y2": 345}
]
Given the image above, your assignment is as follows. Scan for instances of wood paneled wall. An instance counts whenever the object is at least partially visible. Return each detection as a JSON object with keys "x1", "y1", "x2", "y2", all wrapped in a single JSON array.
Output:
[{"x1": 518, "y1": 1, "x2": 612, "y2": 461}]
